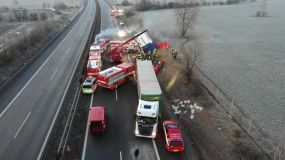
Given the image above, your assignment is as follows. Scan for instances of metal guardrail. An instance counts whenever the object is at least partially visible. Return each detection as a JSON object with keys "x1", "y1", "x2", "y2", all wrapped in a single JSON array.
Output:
[
  {"x1": 56, "y1": 86, "x2": 81, "y2": 159},
  {"x1": 55, "y1": 0, "x2": 102, "y2": 159}
]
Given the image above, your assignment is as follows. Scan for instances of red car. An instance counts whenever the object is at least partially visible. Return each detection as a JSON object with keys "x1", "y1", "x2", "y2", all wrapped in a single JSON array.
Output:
[
  {"x1": 89, "y1": 106, "x2": 106, "y2": 134},
  {"x1": 163, "y1": 120, "x2": 185, "y2": 152}
]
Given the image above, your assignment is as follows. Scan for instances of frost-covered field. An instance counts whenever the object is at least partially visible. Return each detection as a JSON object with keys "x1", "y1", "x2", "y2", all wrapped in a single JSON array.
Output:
[
  {"x1": 139, "y1": 0, "x2": 285, "y2": 139},
  {"x1": 0, "y1": 0, "x2": 82, "y2": 9}
]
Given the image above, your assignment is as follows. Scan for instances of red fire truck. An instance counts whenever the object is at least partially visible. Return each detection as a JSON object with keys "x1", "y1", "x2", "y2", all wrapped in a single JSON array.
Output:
[
  {"x1": 87, "y1": 55, "x2": 102, "y2": 77},
  {"x1": 163, "y1": 120, "x2": 185, "y2": 152},
  {"x1": 89, "y1": 106, "x2": 106, "y2": 134},
  {"x1": 89, "y1": 44, "x2": 101, "y2": 56},
  {"x1": 96, "y1": 62, "x2": 135, "y2": 90},
  {"x1": 108, "y1": 41, "x2": 124, "y2": 63},
  {"x1": 107, "y1": 30, "x2": 147, "y2": 63}
]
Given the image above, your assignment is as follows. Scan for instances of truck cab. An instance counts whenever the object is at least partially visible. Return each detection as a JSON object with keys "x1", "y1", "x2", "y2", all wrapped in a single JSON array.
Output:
[
  {"x1": 87, "y1": 55, "x2": 102, "y2": 77},
  {"x1": 90, "y1": 44, "x2": 101, "y2": 55},
  {"x1": 82, "y1": 77, "x2": 97, "y2": 94},
  {"x1": 163, "y1": 120, "x2": 185, "y2": 152},
  {"x1": 135, "y1": 100, "x2": 159, "y2": 138},
  {"x1": 89, "y1": 106, "x2": 106, "y2": 134}
]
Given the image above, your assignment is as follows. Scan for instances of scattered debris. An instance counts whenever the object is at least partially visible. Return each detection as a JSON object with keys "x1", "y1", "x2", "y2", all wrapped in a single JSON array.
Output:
[{"x1": 171, "y1": 99, "x2": 203, "y2": 120}]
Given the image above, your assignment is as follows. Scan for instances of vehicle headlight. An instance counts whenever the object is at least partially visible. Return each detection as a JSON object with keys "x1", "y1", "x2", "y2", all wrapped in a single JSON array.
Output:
[
  {"x1": 135, "y1": 128, "x2": 139, "y2": 135},
  {"x1": 152, "y1": 131, "x2": 156, "y2": 137}
]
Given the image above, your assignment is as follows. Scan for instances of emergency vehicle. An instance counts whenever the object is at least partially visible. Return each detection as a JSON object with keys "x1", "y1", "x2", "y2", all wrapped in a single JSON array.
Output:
[
  {"x1": 163, "y1": 120, "x2": 185, "y2": 152},
  {"x1": 96, "y1": 62, "x2": 135, "y2": 90},
  {"x1": 89, "y1": 106, "x2": 106, "y2": 134},
  {"x1": 106, "y1": 30, "x2": 147, "y2": 63},
  {"x1": 89, "y1": 44, "x2": 101, "y2": 55},
  {"x1": 111, "y1": 9, "x2": 124, "y2": 17},
  {"x1": 87, "y1": 55, "x2": 102, "y2": 77},
  {"x1": 81, "y1": 77, "x2": 97, "y2": 94}
]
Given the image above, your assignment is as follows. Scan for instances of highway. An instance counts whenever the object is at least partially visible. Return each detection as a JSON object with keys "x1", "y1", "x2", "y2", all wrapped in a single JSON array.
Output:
[
  {"x1": 82, "y1": 0, "x2": 194, "y2": 160},
  {"x1": 0, "y1": 0, "x2": 96, "y2": 159}
]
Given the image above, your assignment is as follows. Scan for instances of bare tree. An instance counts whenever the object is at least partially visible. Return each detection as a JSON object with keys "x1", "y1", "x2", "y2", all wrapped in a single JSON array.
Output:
[
  {"x1": 184, "y1": 41, "x2": 202, "y2": 80},
  {"x1": 176, "y1": 0, "x2": 199, "y2": 37},
  {"x1": 273, "y1": 143, "x2": 285, "y2": 160},
  {"x1": 135, "y1": 0, "x2": 152, "y2": 11},
  {"x1": 272, "y1": 130, "x2": 285, "y2": 160}
]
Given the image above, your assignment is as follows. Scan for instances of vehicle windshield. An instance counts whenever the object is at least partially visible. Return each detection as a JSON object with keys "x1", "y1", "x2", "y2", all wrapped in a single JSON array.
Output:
[
  {"x1": 136, "y1": 116, "x2": 157, "y2": 124},
  {"x1": 87, "y1": 60, "x2": 99, "y2": 69},
  {"x1": 170, "y1": 140, "x2": 183, "y2": 146},
  {"x1": 83, "y1": 84, "x2": 92, "y2": 88}
]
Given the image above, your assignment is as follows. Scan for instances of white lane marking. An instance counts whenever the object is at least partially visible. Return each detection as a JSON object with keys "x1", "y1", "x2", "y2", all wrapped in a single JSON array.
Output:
[
  {"x1": 81, "y1": 93, "x2": 93, "y2": 160},
  {"x1": 59, "y1": 48, "x2": 72, "y2": 64},
  {"x1": 152, "y1": 139, "x2": 161, "y2": 160},
  {"x1": 13, "y1": 112, "x2": 31, "y2": 139},
  {"x1": 65, "y1": 48, "x2": 71, "y2": 55},
  {"x1": 115, "y1": 88, "x2": 118, "y2": 101},
  {"x1": 59, "y1": 56, "x2": 65, "y2": 64},
  {"x1": 0, "y1": 23, "x2": 73, "y2": 119},
  {"x1": 50, "y1": 68, "x2": 58, "y2": 80},
  {"x1": 37, "y1": 3, "x2": 95, "y2": 158},
  {"x1": 120, "y1": 151, "x2": 122, "y2": 160}
]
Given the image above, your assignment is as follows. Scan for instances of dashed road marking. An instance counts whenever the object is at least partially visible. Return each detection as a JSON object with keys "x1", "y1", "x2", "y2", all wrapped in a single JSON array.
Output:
[
  {"x1": 50, "y1": 68, "x2": 58, "y2": 80},
  {"x1": 0, "y1": 23, "x2": 71, "y2": 119},
  {"x1": 115, "y1": 88, "x2": 118, "y2": 101},
  {"x1": 37, "y1": 2, "x2": 95, "y2": 157},
  {"x1": 13, "y1": 112, "x2": 31, "y2": 139},
  {"x1": 65, "y1": 48, "x2": 71, "y2": 55}
]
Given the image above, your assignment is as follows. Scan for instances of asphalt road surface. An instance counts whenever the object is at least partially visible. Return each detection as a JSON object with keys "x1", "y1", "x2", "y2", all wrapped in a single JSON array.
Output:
[
  {"x1": 0, "y1": 0, "x2": 96, "y2": 159},
  {"x1": 83, "y1": 0, "x2": 192, "y2": 159}
]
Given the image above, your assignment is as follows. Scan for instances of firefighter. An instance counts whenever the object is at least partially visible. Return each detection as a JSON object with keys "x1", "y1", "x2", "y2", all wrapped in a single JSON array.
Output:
[
  {"x1": 170, "y1": 47, "x2": 175, "y2": 55},
  {"x1": 135, "y1": 54, "x2": 140, "y2": 60},
  {"x1": 136, "y1": 54, "x2": 142, "y2": 60},
  {"x1": 147, "y1": 51, "x2": 151, "y2": 60},
  {"x1": 172, "y1": 49, "x2": 177, "y2": 59}
]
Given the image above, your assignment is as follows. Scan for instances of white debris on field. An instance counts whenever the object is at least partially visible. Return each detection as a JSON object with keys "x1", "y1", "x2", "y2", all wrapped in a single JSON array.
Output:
[{"x1": 171, "y1": 99, "x2": 203, "y2": 120}]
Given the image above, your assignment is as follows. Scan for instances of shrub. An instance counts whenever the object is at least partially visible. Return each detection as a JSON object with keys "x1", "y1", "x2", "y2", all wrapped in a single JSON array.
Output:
[
  {"x1": 53, "y1": 2, "x2": 68, "y2": 11},
  {"x1": 0, "y1": 6, "x2": 9, "y2": 12},
  {"x1": 40, "y1": 12, "x2": 48, "y2": 21},
  {"x1": 135, "y1": 0, "x2": 152, "y2": 11},
  {"x1": 125, "y1": 9, "x2": 135, "y2": 18},
  {"x1": 14, "y1": 10, "x2": 23, "y2": 21},
  {"x1": 29, "y1": 13, "x2": 38, "y2": 21},
  {"x1": 0, "y1": 48, "x2": 15, "y2": 67},
  {"x1": 121, "y1": 0, "x2": 131, "y2": 6},
  {"x1": 22, "y1": 9, "x2": 29, "y2": 20}
]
